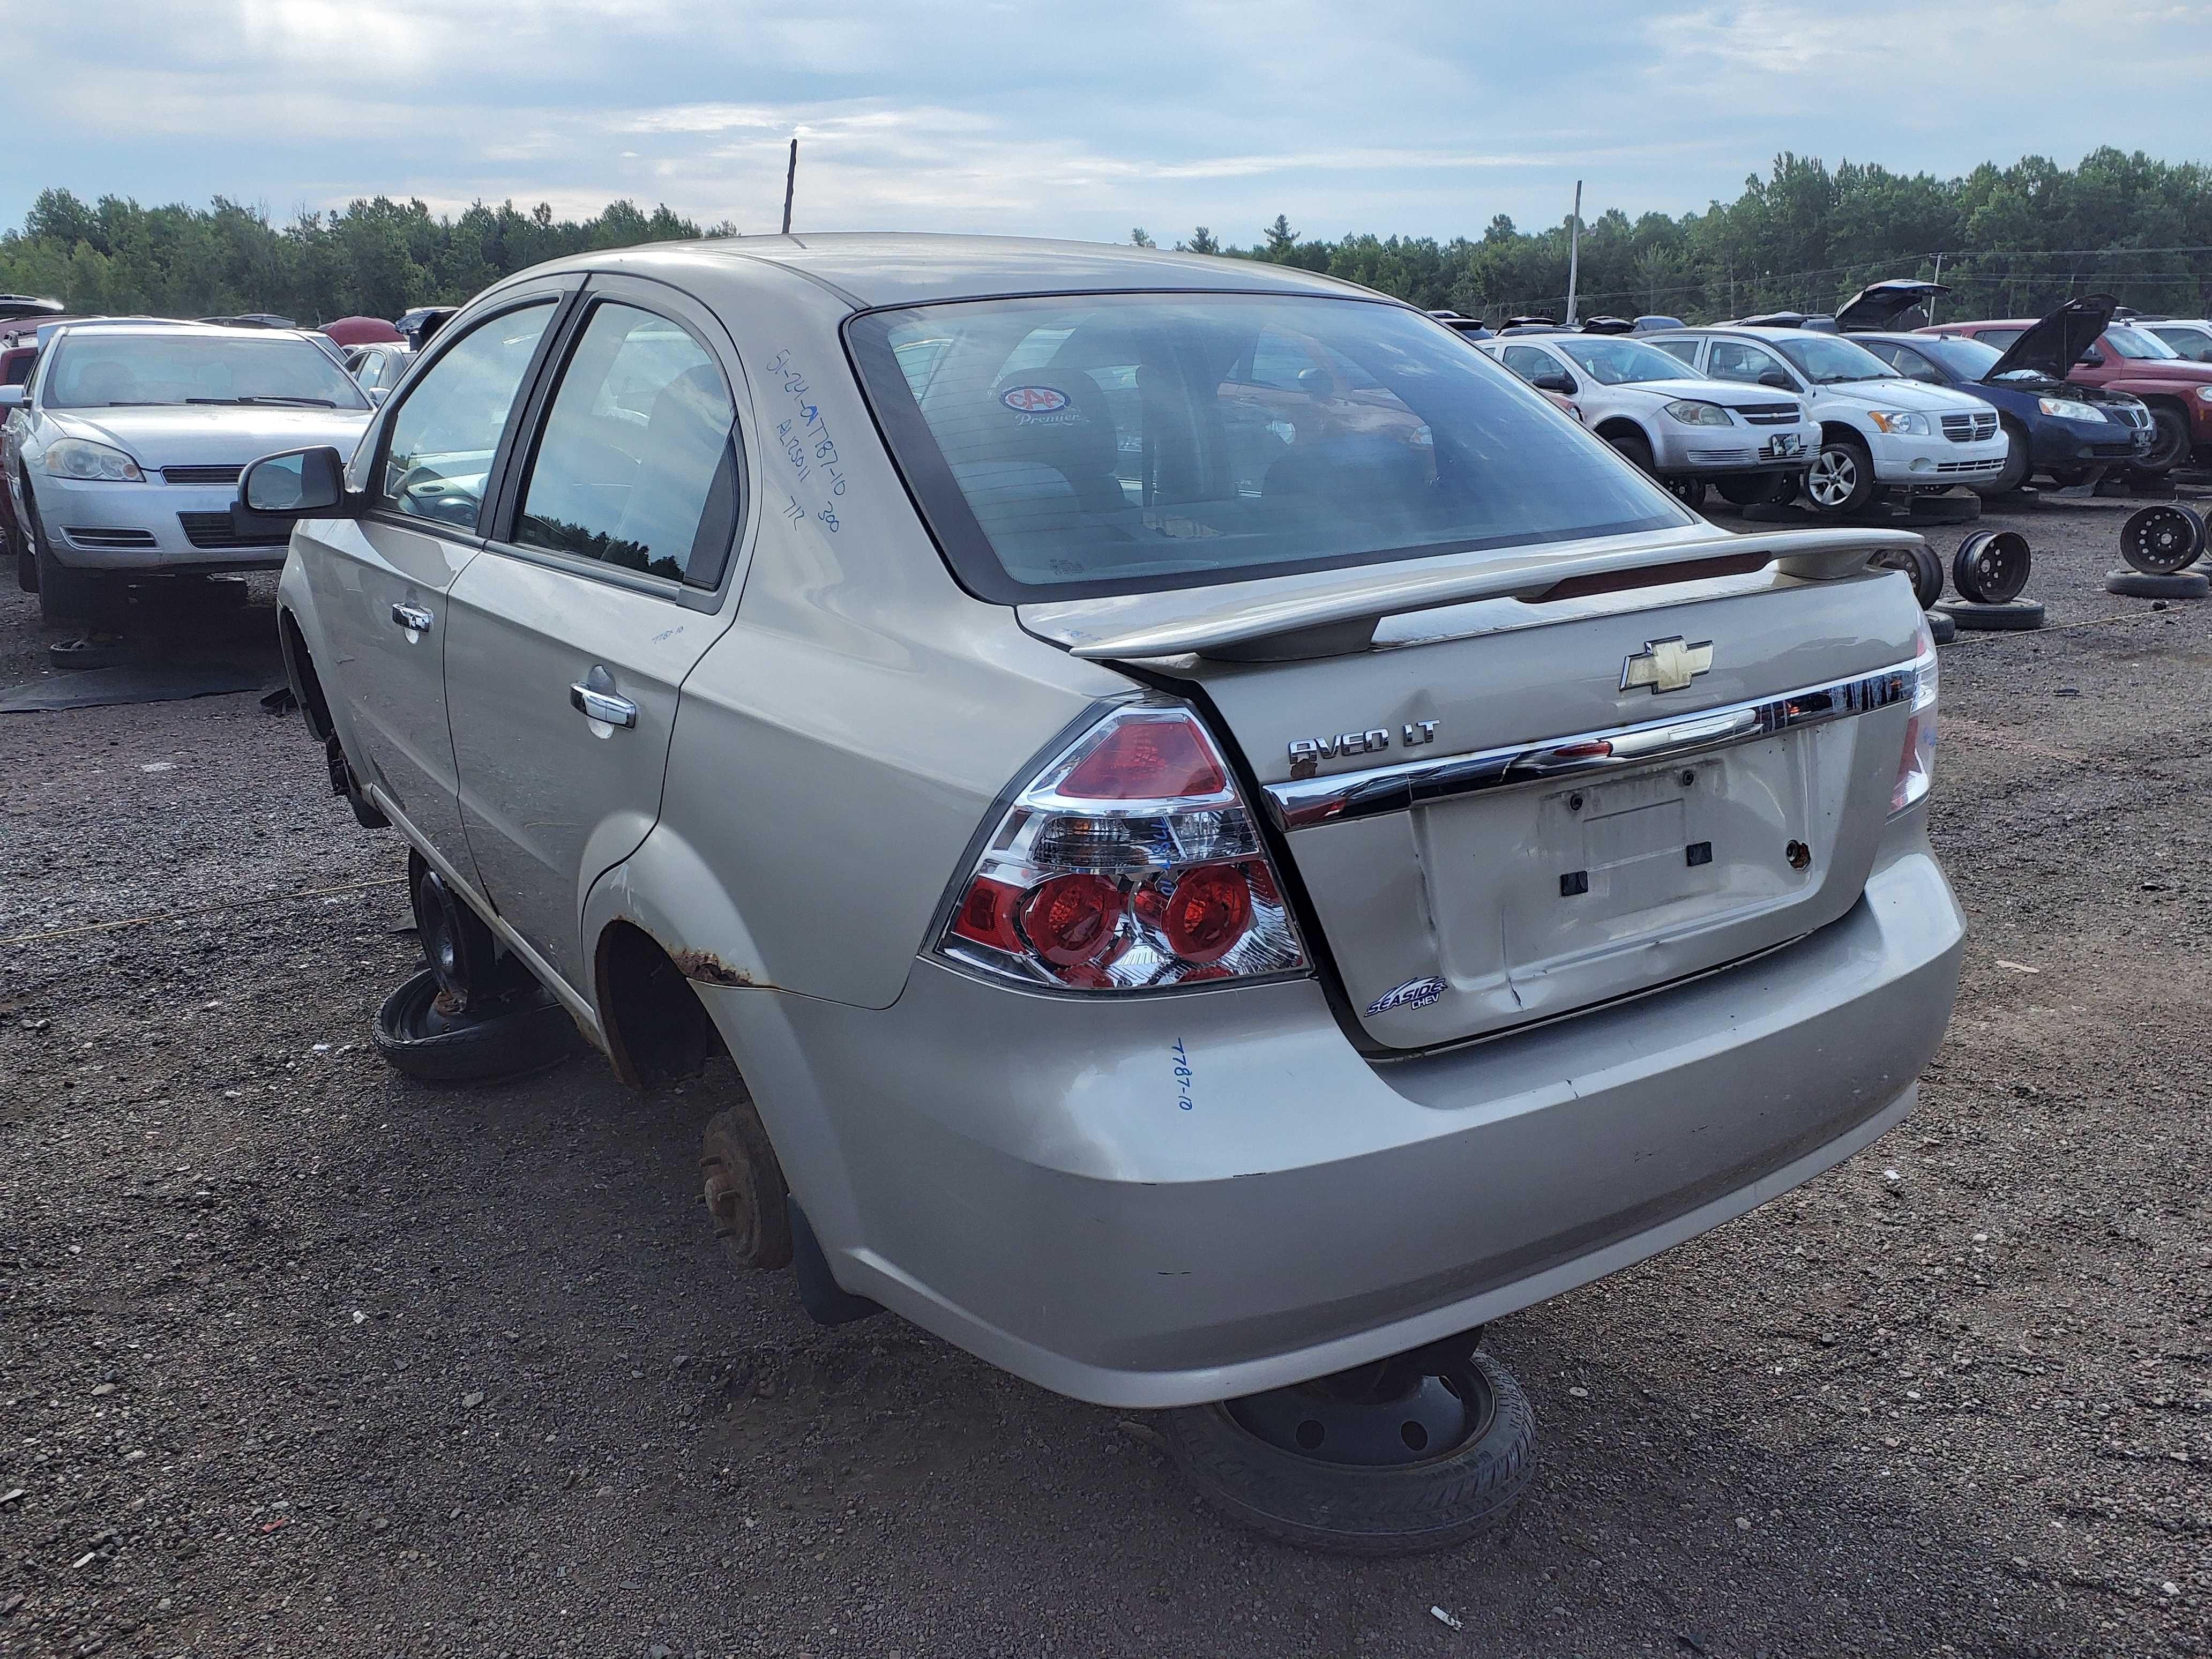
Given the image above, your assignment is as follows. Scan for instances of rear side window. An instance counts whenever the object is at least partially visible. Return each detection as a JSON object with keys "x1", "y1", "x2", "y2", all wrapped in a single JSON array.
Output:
[
  {"x1": 379, "y1": 302, "x2": 557, "y2": 528},
  {"x1": 1648, "y1": 339, "x2": 1701, "y2": 367},
  {"x1": 847, "y1": 292, "x2": 1683, "y2": 602},
  {"x1": 511, "y1": 302, "x2": 740, "y2": 588}
]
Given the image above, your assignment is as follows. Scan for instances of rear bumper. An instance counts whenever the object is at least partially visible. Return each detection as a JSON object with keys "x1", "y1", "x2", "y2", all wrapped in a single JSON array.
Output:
[{"x1": 700, "y1": 823, "x2": 1964, "y2": 1408}]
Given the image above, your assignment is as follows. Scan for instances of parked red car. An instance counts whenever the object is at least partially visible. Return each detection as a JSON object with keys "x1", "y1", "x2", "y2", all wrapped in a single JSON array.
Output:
[{"x1": 1916, "y1": 315, "x2": 2212, "y2": 472}]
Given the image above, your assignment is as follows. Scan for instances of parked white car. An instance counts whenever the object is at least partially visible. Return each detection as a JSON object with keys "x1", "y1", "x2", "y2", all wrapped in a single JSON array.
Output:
[
  {"x1": 1646, "y1": 326, "x2": 2008, "y2": 514},
  {"x1": 1, "y1": 322, "x2": 374, "y2": 622},
  {"x1": 2136, "y1": 318, "x2": 2212, "y2": 364},
  {"x1": 1478, "y1": 332, "x2": 1816, "y2": 505}
]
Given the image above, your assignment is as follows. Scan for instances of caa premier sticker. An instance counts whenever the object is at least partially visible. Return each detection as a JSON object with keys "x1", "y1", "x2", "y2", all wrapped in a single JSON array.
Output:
[
  {"x1": 1000, "y1": 385, "x2": 1070, "y2": 414},
  {"x1": 1366, "y1": 976, "x2": 1447, "y2": 1018}
]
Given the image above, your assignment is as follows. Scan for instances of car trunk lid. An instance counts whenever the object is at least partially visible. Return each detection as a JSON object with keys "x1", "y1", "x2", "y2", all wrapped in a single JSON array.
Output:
[{"x1": 1025, "y1": 529, "x2": 1928, "y2": 1050}]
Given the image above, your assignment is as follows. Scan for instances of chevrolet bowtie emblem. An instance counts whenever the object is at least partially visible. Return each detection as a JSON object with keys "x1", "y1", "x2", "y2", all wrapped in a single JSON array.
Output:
[{"x1": 1621, "y1": 637, "x2": 1714, "y2": 694}]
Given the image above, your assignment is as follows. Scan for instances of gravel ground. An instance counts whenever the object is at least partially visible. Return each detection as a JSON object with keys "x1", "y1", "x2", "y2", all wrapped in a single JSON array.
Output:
[{"x1": 1, "y1": 492, "x2": 2207, "y2": 1659}]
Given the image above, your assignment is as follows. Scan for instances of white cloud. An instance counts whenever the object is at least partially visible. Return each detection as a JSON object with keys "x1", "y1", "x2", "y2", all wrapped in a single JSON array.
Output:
[{"x1": 10, "y1": 0, "x2": 2212, "y2": 246}]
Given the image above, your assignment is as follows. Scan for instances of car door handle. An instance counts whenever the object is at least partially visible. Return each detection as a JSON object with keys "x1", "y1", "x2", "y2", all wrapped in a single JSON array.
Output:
[
  {"x1": 390, "y1": 602, "x2": 434, "y2": 632},
  {"x1": 570, "y1": 679, "x2": 638, "y2": 728}
]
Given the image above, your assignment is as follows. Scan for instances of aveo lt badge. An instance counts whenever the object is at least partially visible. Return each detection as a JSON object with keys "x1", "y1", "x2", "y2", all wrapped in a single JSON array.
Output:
[
  {"x1": 1620, "y1": 637, "x2": 1715, "y2": 695},
  {"x1": 1288, "y1": 719, "x2": 1438, "y2": 772}
]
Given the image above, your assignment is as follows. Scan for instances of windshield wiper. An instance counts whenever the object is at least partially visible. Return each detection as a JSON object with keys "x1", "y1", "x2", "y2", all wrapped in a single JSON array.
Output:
[{"x1": 184, "y1": 394, "x2": 339, "y2": 408}]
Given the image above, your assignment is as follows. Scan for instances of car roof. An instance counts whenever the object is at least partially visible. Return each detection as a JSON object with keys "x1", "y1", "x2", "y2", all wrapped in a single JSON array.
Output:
[
  {"x1": 1643, "y1": 324, "x2": 1839, "y2": 343},
  {"x1": 567, "y1": 232, "x2": 1379, "y2": 310}
]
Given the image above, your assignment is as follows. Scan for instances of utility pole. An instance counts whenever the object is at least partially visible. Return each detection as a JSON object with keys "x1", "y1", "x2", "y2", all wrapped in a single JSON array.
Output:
[
  {"x1": 781, "y1": 138, "x2": 798, "y2": 236},
  {"x1": 1564, "y1": 180, "x2": 1582, "y2": 324},
  {"x1": 1929, "y1": 252, "x2": 1943, "y2": 326}
]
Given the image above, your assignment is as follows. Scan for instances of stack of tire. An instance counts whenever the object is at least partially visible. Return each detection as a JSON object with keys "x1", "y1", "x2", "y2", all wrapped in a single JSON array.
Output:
[{"x1": 2108, "y1": 505, "x2": 2208, "y2": 600}]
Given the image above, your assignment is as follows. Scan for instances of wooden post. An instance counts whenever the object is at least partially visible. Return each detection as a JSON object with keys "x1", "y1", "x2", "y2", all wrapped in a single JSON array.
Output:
[{"x1": 781, "y1": 138, "x2": 798, "y2": 236}]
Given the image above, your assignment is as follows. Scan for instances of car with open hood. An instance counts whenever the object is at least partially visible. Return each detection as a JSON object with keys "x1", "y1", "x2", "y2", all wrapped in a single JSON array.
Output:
[
  {"x1": 1, "y1": 321, "x2": 373, "y2": 619},
  {"x1": 1837, "y1": 286, "x2": 2157, "y2": 491},
  {"x1": 1477, "y1": 330, "x2": 1815, "y2": 505},
  {"x1": 1916, "y1": 311, "x2": 2212, "y2": 473},
  {"x1": 1642, "y1": 323, "x2": 2008, "y2": 515},
  {"x1": 251, "y1": 234, "x2": 1962, "y2": 1416}
]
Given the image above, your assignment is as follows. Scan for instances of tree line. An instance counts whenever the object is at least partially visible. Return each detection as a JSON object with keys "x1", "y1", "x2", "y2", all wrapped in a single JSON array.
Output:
[{"x1": 4, "y1": 146, "x2": 2209, "y2": 328}]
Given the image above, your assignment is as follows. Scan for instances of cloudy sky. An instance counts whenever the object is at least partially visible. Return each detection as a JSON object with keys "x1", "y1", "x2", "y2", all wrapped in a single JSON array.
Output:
[{"x1": 11, "y1": 0, "x2": 2212, "y2": 245}]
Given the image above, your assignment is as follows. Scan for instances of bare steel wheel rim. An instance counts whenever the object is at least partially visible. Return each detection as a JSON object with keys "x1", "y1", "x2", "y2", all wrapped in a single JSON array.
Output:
[{"x1": 1808, "y1": 447, "x2": 1857, "y2": 507}]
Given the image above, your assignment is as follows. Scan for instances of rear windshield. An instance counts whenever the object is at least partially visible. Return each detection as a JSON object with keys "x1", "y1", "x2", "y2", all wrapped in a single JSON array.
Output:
[
  {"x1": 847, "y1": 292, "x2": 1685, "y2": 601},
  {"x1": 43, "y1": 332, "x2": 370, "y2": 410}
]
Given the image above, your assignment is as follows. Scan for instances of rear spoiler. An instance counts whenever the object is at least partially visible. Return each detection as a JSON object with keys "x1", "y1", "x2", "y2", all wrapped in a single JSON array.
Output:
[{"x1": 1020, "y1": 526, "x2": 1926, "y2": 663}]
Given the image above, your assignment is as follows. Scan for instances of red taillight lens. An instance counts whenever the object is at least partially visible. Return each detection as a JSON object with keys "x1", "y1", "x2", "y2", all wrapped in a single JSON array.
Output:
[
  {"x1": 1160, "y1": 863, "x2": 1252, "y2": 964},
  {"x1": 935, "y1": 703, "x2": 1307, "y2": 993},
  {"x1": 1056, "y1": 716, "x2": 1228, "y2": 800},
  {"x1": 1020, "y1": 873, "x2": 1124, "y2": 966}
]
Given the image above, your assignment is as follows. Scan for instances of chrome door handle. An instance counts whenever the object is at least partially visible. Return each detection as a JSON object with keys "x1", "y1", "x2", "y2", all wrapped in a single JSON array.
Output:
[
  {"x1": 390, "y1": 602, "x2": 434, "y2": 632},
  {"x1": 570, "y1": 680, "x2": 637, "y2": 728}
]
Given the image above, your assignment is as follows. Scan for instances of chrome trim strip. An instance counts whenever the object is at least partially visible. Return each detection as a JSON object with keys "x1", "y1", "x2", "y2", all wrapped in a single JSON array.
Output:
[{"x1": 1263, "y1": 655, "x2": 1922, "y2": 831}]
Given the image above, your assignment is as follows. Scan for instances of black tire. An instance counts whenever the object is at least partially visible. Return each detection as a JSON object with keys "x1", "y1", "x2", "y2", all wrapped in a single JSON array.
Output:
[
  {"x1": 1925, "y1": 609, "x2": 1957, "y2": 645},
  {"x1": 24, "y1": 487, "x2": 113, "y2": 627},
  {"x1": 2119, "y1": 504, "x2": 2204, "y2": 574},
  {"x1": 1805, "y1": 432, "x2": 1877, "y2": 516},
  {"x1": 1951, "y1": 530, "x2": 2031, "y2": 605},
  {"x1": 372, "y1": 967, "x2": 581, "y2": 1085},
  {"x1": 2140, "y1": 406, "x2": 2190, "y2": 475},
  {"x1": 1973, "y1": 420, "x2": 2031, "y2": 498},
  {"x1": 2104, "y1": 568, "x2": 2210, "y2": 601},
  {"x1": 1161, "y1": 1349, "x2": 1538, "y2": 1556},
  {"x1": 1935, "y1": 598, "x2": 2047, "y2": 631},
  {"x1": 1663, "y1": 476, "x2": 1707, "y2": 512},
  {"x1": 1871, "y1": 544, "x2": 1944, "y2": 610},
  {"x1": 1605, "y1": 428, "x2": 1655, "y2": 474},
  {"x1": 700, "y1": 1101, "x2": 794, "y2": 1271},
  {"x1": 1716, "y1": 473, "x2": 1796, "y2": 507},
  {"x1": 407, "y1": 849, "x2": 524, "y2": 1010}
]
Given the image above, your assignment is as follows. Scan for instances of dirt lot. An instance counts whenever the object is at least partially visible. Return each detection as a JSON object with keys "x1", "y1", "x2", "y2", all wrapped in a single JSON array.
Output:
[{"x1": 1, "y1": 492, "x2": 2207, "y2": 1659}]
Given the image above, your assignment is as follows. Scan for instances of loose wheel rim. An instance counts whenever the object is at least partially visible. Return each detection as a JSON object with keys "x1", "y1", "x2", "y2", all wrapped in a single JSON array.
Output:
[
  {"x1": 2122, "y1": 505, "x2": 2203, "y2": 574},
  {"x1": 1954, "y1": 530, "x2": 2030, "y2": 604},
  {"x1": 1807, "y1": 447, "x2": 1857, "y2": 507},
  {"x1": 411, "y1": 866, "x2": 469, "y2": 1005},
  {"x1": 1225, "y1": 1351, "x2": 1497, "y2": 1468}
]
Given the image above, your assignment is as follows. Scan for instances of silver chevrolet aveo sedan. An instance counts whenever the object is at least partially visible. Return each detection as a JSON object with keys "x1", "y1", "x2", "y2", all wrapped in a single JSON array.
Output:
[{"x1": 248, "y1": 235, "x2": 1963, "y2": 1550}]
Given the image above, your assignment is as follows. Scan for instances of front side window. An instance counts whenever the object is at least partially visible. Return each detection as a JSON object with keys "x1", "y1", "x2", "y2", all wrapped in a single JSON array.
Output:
[
  {"x1": 1498, "y1": 344, "x2": 1566, "y2": 384},
  {"x1": 1553, "y1": 337, "x2": 1698, "y2": 385},
  {"x1": 1865, "y1": 342, "x2": 1944, "y2": 384},
  {"x1": 1706, "y1": 339, "x2": 1794, "y2": 387},
  {"x1": 2104, "y1": 326, "x2": 2179, "y2": 361},
  {"x1": 43, "y1": 332, "x2": 369, "y2": 411},
  {"x1": 512, "y1": 302, "x2": 739, "y2": 587},
  {"x1": 378, "y1": 301, "x2": 556, "y2": 528},
  {"x1": 1768, "y1": 333, "x2": 1895, "y2": 385},
  {"x1": 2146, "y1": 325, "x2": 2212, "y2": 362},
  {"x1": 848, "y1": 292, "x2": 1683, "y2": 600}
]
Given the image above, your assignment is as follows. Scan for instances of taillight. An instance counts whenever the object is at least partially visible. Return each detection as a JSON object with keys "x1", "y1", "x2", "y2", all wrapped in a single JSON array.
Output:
[
  {"x1": 1890, "y1": 618, "x2": 1939, "y2": 816},
  {"x1": 937, "y1": 703, "x2": 1309, "y2": 991}
]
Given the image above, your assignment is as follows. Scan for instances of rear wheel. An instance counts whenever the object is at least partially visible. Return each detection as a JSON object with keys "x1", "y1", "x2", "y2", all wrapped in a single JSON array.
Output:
[{"x1": 1805, "y1": 434, "x2": 1877, "y2": 516}]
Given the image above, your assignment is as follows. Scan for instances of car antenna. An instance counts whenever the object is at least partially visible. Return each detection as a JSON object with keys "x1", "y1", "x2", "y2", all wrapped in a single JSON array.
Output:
[{"x1": 782, "y1": 138, "x2": 798, "y2": 236}]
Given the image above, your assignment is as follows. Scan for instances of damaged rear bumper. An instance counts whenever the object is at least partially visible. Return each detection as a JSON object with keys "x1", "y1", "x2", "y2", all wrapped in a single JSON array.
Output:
[{"x1": 697, "y1": 821, "x2": 1963, "y2": 1409}]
